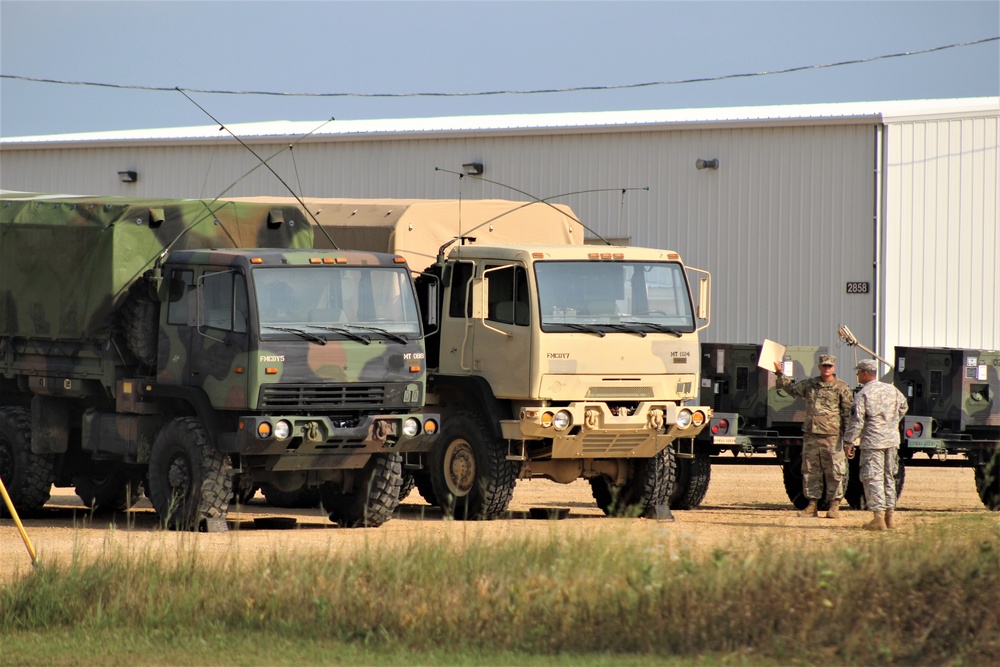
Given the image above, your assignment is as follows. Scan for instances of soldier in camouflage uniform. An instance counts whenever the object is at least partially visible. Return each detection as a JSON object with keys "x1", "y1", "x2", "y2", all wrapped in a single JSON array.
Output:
[
  {"x1": 774, "y1": 354, "x2": 854, "y2": 518},
  {"x1": 843, "y1": 358, "x2": 908, "y2": 531}
]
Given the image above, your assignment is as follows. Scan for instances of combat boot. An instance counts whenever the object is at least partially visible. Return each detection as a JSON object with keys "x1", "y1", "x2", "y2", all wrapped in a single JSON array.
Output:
[
  {"x1": 826, "y1": 499, "x2": 842, "y2": 519},
  {"x1": 863, "y1": 511, "x2": 887, "y2": 531},
  {"x1": 885, "y1": 509, "x2": 896, "y2": 529},
  {"x1": 798, "y1": 500, "x2": 818, "y2": 517}
]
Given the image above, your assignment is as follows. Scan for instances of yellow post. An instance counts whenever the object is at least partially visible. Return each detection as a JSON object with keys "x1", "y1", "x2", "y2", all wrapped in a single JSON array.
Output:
[{"x1": 0, "y1": 477, "x2": 38, "y2": 567}]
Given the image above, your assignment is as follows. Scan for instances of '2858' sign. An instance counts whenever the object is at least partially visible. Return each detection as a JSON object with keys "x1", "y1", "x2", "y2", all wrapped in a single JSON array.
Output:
[{"x1": 845, "y1": 282, "x2": 869, "y2": 294}]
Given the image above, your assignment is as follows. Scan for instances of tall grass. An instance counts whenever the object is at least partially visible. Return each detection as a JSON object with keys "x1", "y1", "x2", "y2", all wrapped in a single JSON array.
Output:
[{"x1": 2, "y1": 517, "x2": 998, "y2": 665}]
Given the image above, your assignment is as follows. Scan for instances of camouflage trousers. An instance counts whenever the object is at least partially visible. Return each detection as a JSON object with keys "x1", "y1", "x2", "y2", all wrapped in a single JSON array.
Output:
[
  {"x1": 802, "y1": 433, "x2": 846, "y2": 503},
  {"x1": 859, "y1": 447, "x2": 899, "y2": 512}
]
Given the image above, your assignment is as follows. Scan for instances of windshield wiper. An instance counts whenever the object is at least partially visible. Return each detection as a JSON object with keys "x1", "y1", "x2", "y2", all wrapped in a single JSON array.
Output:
[
  {"x1": 620, "y1": 321, "x2": 683, "y2": 337},
  {"x1": 552, "y1": 322, "x2": 606, "y2": 337},
  {"x1": 595, "y1": 323, "x2": 647, "y2": 337},
  {"x1": 342, "y1": 325, "x2": 409, "y2": 344},
  {"x1": 262, "y1": 325, "x2": 328, "y2": 345},
  {"x1": 310, "y1": 326, "x2": 373, "y2": 345}
]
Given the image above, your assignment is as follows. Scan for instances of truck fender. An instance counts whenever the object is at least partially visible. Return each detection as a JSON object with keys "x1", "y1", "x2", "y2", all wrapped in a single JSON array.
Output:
[
  {"x1": 141, "y1": 384, "x2": 232, "y2": 450},
  {"x1": 430, "y1": 374, "x2": 510, "y2": 439}
]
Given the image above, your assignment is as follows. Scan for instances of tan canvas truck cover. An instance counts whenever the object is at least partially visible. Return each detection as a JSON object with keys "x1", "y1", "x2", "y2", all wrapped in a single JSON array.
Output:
[
  {"x1": 0, "y1": 192, "x2": 312, "y2": 340},
  {"x1": 230, "y1": 197, "x2": 583, "y2": 270}
]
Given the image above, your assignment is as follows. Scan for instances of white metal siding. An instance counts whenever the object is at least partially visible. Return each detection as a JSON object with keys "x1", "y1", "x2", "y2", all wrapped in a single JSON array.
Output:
[{"x1": 883, "y1": 113, "x2": 1000, "y2": 355}]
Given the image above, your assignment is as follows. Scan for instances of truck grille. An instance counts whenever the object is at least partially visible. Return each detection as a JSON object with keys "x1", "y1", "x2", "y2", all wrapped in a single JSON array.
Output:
[
  {"x1": 260, "y1": 384, "x2": 388, "y2": 411},
  {"x1": 578, "y1": 432, "x2": 652, "y2": 455},
  {"x1": 586, "y1": 386, "x2": 653, "y2": 399}
]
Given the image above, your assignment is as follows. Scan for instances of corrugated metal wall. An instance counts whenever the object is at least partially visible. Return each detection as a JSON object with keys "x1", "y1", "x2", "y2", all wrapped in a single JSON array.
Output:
[
  {"x1": 0, "y1": 123, "x2": 883, "y2": 356},
  {"x1": 882, "y1": 113, "x2": 1000, "y2": 355}
]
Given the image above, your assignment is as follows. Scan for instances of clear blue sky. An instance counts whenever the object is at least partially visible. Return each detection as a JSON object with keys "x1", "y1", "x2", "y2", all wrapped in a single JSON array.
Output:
[{"x1": 1, "y1": 0, "x2": 997, "y2": 138}]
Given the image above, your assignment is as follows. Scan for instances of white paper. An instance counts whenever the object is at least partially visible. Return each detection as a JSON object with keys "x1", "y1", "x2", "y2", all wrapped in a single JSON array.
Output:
[{"x1": 758, "y1": 339, "x2": 786, "y2": 372}]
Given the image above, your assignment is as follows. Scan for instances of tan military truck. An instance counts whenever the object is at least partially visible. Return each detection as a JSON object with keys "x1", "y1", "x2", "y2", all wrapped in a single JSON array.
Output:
[{"x1": 235, "y1": 197, "x2": 713, "y2": 519}]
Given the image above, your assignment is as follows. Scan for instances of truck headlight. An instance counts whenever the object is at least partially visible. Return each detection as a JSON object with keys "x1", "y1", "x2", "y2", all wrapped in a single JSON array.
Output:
[
  {"x1": 553, "y1": 410, "x2": 572, "y2": 431},
  {"x1": 403, "y1": 418, "x2": 420, "y2": 437},
  {"x1": 274, "y1": 420, "x2": 291, "y2": 440},
  {"x1": 676, "y1": 409, "x2": 693, "y2": 429}
]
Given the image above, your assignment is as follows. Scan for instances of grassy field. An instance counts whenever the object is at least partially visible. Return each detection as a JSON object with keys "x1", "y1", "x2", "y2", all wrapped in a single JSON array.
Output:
[{"x1": 2, "y1": 515, "x2": 998, "y2": 666}]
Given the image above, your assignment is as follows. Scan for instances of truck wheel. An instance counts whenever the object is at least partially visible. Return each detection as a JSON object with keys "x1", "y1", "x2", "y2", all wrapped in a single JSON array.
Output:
[
  {"x1": 148, "y1": 417, "x2": 232, "y2": 531},
  {"x1": 975, "y1": 453, "x2": 1000, "y2": 510},
  {"x1": 0, "y1": 407, "x2": 55, "y2": 517},
  {"x1": 320, "y1": 453, "x2": 402, "y2": 527},
  {"x1": 844, "y1": 453, "x2": 906, "y2": 510},
  {"x1": 590, "y1": 446, "x2": 677, "y2": 517},
  {"x1": 398, "y1": 471, "x2": 417, "y2": 502},
  {"x1": 74, "y1": 463, "x2": 143, "y2": 512},
  {"x1": 781, "y1": 450, "x2": 831, "y2": 511},
  {"x1": 120, "y1": 280, "x2": 159, "y2": 367},
  {"x1": 429, "y1": 411, "x2": 519, "y2": 520},
  {"x1": 231, "y1": 473, "x2": 259, "y2": 506},
  {"x1": 260, "y1": 482, "x2": 321, "y2": 508},
  {"x1": 669, "y1": 451, "x2": 711, "y2": 510}
]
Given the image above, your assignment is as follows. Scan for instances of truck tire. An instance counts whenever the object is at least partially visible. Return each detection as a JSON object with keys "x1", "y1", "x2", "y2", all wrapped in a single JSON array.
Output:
[
  {"x1": 781, "y1": 449, "x2": 832, "y2": 511},
  {"x1": 398, "y1": 471, "x2": 417, "y2": 502},
  {"x1": 120, "y1": 280, "x2": 159, "y2": 367},
  {"x1": 975, "y1": 453, "x2": 1000, "y2": 511},
  {"x1": 148, "y1": 417, "x2": 232, "y2": 531},
  {"x1": 320, "y1": 453, "x2": 402, "y2": 527},
  {"x1": 429, "y1": 411, "x2": 519, "y2": 520},
  {"x1": 260, "y1": 482, "x2": 321, "y2": 508},
  {"x1": 844, "y1": 452, "x2": 906, "y2": 510},
  {"x1": 669, "y1": 451, "x2": 711, "y2": 510},
  {"x1": 74, "y1": 462, "x2": 143, "y2": 512},
  {"x1": 590, "y1": 447, "x2": 677, "y2": 517},
  {"x1": 0, "y1": 407, "x2": 55, "y2": 517}
]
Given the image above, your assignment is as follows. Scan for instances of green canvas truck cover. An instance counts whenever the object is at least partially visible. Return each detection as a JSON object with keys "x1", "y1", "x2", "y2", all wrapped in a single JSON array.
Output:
[
  {"x1": 231, "y1": 197, "x2": 583, "y2": 271},
  {"x1": 0, "y1": 192, "x2": 313, "y2": 340}
]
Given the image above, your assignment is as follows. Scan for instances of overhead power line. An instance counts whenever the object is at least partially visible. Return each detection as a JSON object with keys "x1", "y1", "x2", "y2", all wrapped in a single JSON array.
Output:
[{"x1": 1, "y1": 37, "x2": 997, "y2": 99}]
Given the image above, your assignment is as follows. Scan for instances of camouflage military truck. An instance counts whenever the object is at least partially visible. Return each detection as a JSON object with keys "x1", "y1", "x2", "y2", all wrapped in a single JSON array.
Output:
[
  {"x1": 0, "y1": 193, "x2": 437, "y2": 530},
  {"x1": 691, "y1": 343, "x2": 902, "y2": 510},
  {"x1": 894, "y1": 347, "x2": 1000, "y2": 510},
  {"x1": 234, "y1": 197, "x2": 713, "y2": 520}
]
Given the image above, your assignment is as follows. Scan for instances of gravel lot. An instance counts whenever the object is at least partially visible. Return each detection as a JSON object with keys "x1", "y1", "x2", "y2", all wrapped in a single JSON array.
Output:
[{"x1": 2, "y1": 460, "x2": 992, "y2": 582}]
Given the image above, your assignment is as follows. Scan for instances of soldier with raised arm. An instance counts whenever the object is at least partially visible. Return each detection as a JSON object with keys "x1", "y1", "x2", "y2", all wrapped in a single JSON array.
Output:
[
  {"x1": 773, "y1": 354, "x2": 854, "y2": 518},
  {"x1": 843, "y1": 358, "x2": 908, "y2": 531}
]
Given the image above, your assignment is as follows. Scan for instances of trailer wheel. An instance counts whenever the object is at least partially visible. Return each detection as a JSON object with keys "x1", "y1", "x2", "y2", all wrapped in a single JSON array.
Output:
[
  {"x1": 320, "y1": 453, "x2": 402, "y2": 527},
  {"x1": 781, "y1": 449, "x2": 831, "y2": 511},
  {"x1": 669, "y1": 451, "x2": 711, "y2": 510},
  {"x1": 975, "y1": 452, "x2": 1000, "y2": 511},
  {"x1": 260, "y1": 482, "x2": 321, "y2": 508},
  {"x1": 590, "y1": 446, "x2": 677, "y2": 517},
  {"x1": 120, "y1": 280, "x2": 159, "y2": 367},
  {"x1": 74, "y1": 462, "x2": 143, "y2": 512},
  {"x1": 844, "y1": 452, "x2": 906, "y2": 510},
  {"x1": 429, "y1": 411, "x2": 519, "y2": 520},
  {"x1": 148, "y1": 417, "x2": 232, "y2": 531},
  {"x1": 0, "y1": 407, "x2": 55, "y2": 517}
]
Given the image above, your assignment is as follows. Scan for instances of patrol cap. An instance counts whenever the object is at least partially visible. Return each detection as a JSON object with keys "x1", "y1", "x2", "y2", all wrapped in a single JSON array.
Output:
[
  {"x1": 855, "y1": 359, "x2": 878, "y2": 373},
  {"x1": 818, "y1": 354, "x2": 836, "y2": 366}
]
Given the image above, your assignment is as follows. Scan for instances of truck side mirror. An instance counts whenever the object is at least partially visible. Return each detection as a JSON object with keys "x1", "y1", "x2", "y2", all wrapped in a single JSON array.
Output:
[
  {"x1": 471, "y1": 276, "x2": 485, "y2": 320},
  {"x1": 697, "y1": 277, "x2": 710, "y2": 320}
]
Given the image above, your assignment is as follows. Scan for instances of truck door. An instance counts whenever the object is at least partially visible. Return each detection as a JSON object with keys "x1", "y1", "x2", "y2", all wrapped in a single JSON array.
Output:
[
  {"x1": 471, "y1": 263, "x2": 531, "y2": 399},
  {"x1": 189, "y1": 269, "x2": 251, "y2": 408}
]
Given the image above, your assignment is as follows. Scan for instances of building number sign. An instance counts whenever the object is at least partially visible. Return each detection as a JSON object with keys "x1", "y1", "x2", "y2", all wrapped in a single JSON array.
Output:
[{"x1": 845, "y1": 281, "x2": 869, "y2": 294}]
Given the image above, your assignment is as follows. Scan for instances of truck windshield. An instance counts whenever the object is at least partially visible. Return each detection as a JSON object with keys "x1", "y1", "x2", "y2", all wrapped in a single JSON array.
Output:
[
  {"x1": 254, "y1": 266, "x2": 421, "y2": 340},
  {"x1": 535, "y1": 260, "x2": 695, "y2": 334}
]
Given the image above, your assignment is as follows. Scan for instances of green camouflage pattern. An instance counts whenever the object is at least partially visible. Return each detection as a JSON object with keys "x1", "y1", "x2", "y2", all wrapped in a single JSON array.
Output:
[
  {"x1": 894, "y1": 347, "x2": 1000, "y2": 433},
  {"x1": 0, "y1": 193, "x2": 313, "y2": 340}
]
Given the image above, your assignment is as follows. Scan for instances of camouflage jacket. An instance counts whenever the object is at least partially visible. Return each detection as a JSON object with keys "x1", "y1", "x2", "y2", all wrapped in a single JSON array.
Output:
[
  {"x1": 843, "y1": 380, "x2": 908, "y2": 450},
  {"x1": 775, "y1": 374, "x2": 854, "y2": 436}
]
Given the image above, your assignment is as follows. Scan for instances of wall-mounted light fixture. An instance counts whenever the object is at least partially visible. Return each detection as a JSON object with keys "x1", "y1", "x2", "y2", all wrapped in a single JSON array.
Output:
[
  {"x1": 118, "y1": 170, "x2": 138, "y2": 183},
  {"x1": 462, "y1": 162, "x2": 484, "y2": 176},
  {"x1": 695, "y1": 159, "x2": 719, "y2": 171}
]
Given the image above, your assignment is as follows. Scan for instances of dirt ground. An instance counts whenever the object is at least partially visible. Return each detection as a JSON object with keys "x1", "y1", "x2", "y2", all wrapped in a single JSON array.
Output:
[{"x1": 2, "y1": 460, "x2": 994, "y2": 582}]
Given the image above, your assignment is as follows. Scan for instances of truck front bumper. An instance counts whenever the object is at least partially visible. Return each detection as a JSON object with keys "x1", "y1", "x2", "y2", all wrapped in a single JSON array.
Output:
[
  {"x1": 232, "y1": 412, "x2": 440, "y2": 469},
  {"x1": 501, "y1": 402, "x2": 712, "y2": 458}
]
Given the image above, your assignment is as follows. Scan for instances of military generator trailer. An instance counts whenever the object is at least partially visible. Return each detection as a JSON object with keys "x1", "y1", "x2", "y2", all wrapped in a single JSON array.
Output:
[
  {"x1": 686, "y1": 343, "x2": 903, "y2": 511},
  {"x1": 894, "y1": 347, "x2": 1000, "y2": 510},
  {"x1": 235, "y1": 197, "x2": 715, "y2": 519},
  {"x1": 0, "y1": 194, "x2": 437, "y2": 530}
]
